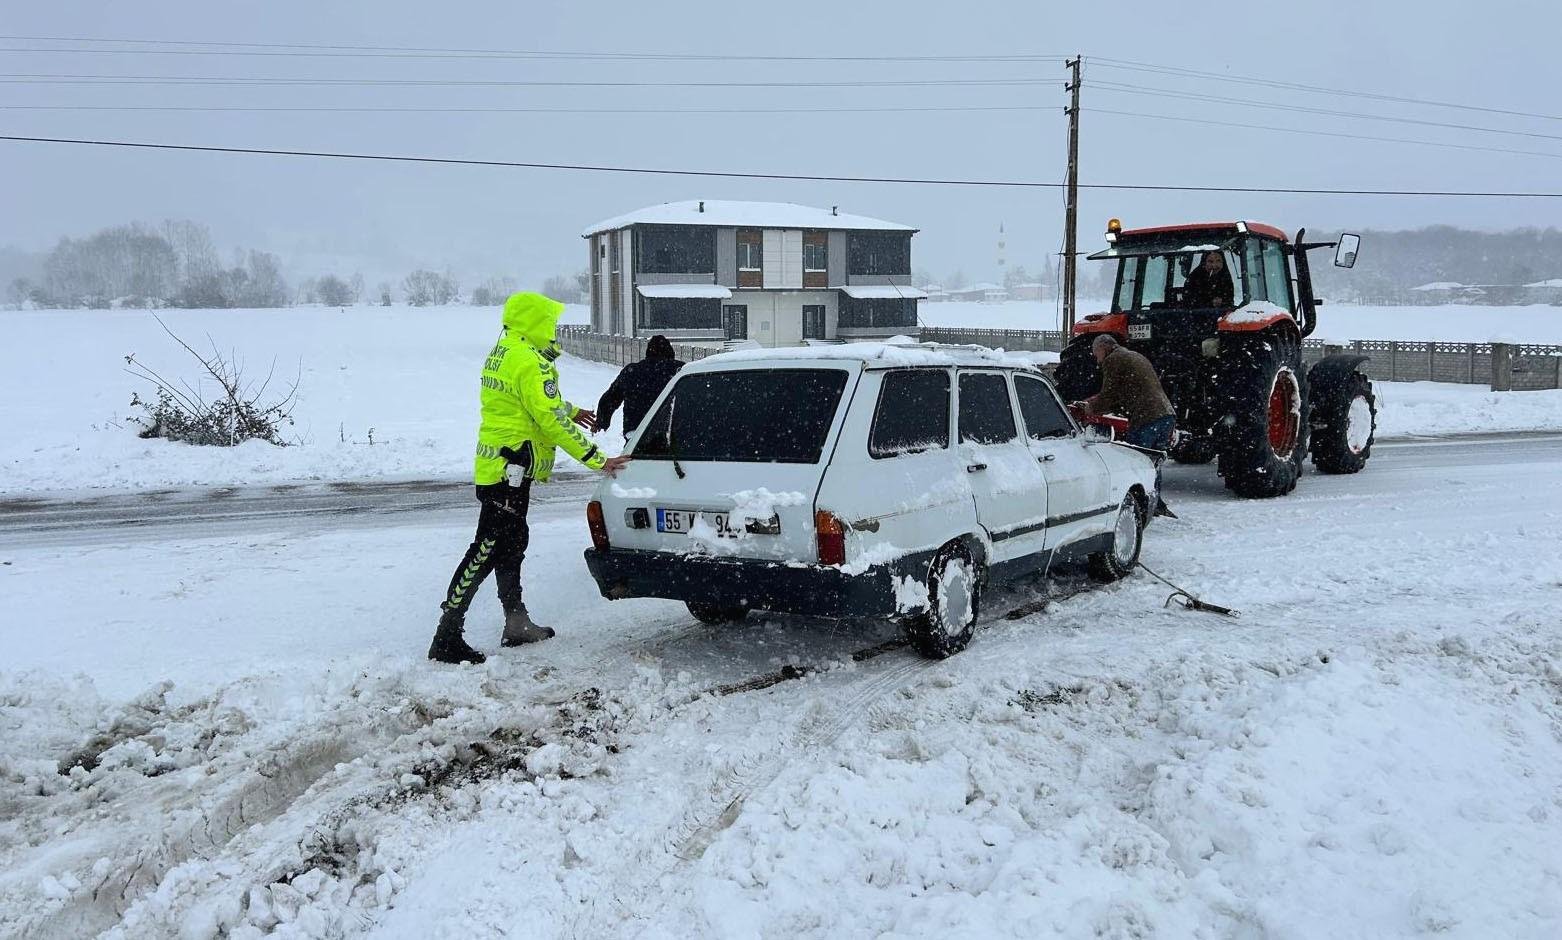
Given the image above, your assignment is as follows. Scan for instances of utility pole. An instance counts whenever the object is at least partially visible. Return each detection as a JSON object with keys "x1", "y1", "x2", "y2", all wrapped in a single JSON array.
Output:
[{"x1": 1062, "y1": 55, "x2": 1082, "y2": 333}]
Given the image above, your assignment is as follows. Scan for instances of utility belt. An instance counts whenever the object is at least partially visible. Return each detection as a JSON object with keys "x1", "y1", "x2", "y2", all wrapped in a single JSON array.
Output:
[{"x1": 498, "y1": 442, "x2": 547, "y2": 486}]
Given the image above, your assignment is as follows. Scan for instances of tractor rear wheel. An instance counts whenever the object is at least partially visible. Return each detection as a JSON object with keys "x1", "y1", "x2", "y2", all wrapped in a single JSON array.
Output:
[
  {"x1": 1054, "y1": 335, "x2": 1100, "y2": 403},
  {"x1": 1216, "y1": 335, "x2": 1309, "y2": 498},
  {"x1": 1310, "y1": 369, "x2": 1376, "y2": 474}
]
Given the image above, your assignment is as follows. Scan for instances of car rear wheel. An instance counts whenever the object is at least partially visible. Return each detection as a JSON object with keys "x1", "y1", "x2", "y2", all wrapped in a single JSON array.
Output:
[
  {"x1": 904, "y1": 542, "x2": 981, "y2": 659},
  {"x1": 687, "y1": 602, "x2": 749, "y2": 626},
  {"x1": 1089, "y1": 492, "x2": 1145, "y2": 582}
]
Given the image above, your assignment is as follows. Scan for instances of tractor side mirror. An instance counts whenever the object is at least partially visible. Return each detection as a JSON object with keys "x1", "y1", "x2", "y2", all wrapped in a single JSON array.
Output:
[{"x1": 1334, "y1": 233, "x2": 1360, "y2": 269}]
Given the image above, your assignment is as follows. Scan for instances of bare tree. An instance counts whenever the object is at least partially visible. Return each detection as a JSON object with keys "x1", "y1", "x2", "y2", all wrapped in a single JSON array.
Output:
[
  {"x1": 316, "y1": 274, "x2": 354, "y2": 306},
  {"x1": 349, "y1": 272, "x2": 364, "y2": 305},
  {"x1": 542, "y1": 274, "x2": 582, "y2": 304},
  {"x1": 403, "y1": 269, "x2": 458, "y2": 306}
]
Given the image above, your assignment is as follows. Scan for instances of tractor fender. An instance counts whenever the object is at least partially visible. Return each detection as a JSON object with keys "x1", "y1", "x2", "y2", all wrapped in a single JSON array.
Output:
[
  {"x1": 1308, "y1": 354, "x2": 1371, "y2": 399},
  {"x1": 1071, "y1": 313, "x2": 1127, "y2": 338},
  {"x1": 1217, "y1": 310, "x2": 1297, "y2": 334}
]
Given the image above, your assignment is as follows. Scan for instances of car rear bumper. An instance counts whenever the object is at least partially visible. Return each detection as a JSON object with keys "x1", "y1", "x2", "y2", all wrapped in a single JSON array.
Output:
[{"x1": 583, "y1": 547, "x2": 931, "y2": 619}]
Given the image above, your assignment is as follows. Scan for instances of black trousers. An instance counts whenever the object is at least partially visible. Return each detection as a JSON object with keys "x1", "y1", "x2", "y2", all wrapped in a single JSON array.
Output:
[{"x1": 440, "y1": 480, "x2": 531, "y2": 616}]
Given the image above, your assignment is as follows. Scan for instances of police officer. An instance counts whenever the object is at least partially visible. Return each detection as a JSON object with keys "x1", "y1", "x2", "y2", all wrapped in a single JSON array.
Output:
[{"x1": 428, "y1": 292, "x2": 629, "y2": 665}]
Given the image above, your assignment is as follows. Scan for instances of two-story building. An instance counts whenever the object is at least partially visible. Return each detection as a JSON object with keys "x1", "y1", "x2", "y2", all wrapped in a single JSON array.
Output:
[{"x1": 582, "y1": 200, "x2": 925, "y2": 347}]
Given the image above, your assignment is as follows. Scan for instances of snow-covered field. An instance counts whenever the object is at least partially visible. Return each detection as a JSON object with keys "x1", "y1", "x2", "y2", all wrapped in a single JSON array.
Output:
[
  {"x1": 2, "y1": 435, "x2": 1559, "y2": 937},
  {"x1": 922, "y1": 300, "x2": 1562, "y2": 344},
  {"x1": 2, "y1": 304, "x2": 1560, "y2": 495}
]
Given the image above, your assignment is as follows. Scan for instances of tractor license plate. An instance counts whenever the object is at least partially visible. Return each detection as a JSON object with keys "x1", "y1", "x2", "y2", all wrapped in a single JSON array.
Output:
[
  {"x1": 1128, "y1": 323, "x2": 1151, "y2": 340},
  {"x1": 656, "y1": 509, "x2": 737, "y2": 537}
]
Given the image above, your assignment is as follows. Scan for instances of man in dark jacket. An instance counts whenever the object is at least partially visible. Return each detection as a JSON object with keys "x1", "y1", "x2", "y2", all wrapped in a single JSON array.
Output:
[
  {"x1": 595, "y1": 335, "x2": 684, "y2": 436},
  {"x1": 1078, "y1": 334, "x2": 1175, "y2": 449},
  {"x1": 1077, "y1": 334, "x2": 1176, "y2": 516},
  {"x1": 1182, "y1": 251, "x2": 1235, "y2": 309}
]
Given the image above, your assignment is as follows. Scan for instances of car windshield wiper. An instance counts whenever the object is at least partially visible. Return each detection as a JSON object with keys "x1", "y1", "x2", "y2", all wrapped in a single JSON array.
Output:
[{"x1": 666, "y1": 399, "x2": 687, "y2": 479}]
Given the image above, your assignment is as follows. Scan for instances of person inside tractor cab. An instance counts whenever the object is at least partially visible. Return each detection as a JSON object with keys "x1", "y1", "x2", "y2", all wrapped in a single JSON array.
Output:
[{"x1": 1181, "y1": 250, "x2": 1235, "y2": 309}]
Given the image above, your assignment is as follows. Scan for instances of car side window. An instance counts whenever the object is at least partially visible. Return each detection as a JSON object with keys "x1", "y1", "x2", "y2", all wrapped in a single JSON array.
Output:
[
  {"x1": 958, "y1": 372, "x2": 1018, "y2": 445},
  {"x1": 869, "y1": 369, "x2": 951, "y2": 458},
  {"x1": 1014, "y1": 375, "x2": 1073, "y2": 440}
]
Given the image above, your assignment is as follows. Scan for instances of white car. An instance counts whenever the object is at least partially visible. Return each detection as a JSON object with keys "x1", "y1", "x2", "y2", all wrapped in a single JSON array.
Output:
[{"x1": 583, "y1": 342, "x2": 1159, "y2": 658}]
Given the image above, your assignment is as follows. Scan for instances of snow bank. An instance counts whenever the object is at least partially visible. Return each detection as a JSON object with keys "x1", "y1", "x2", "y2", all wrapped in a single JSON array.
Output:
[
  {"x1": 1375, "y1": 382, "x2": 1562, "y2": 437},
  {"x1": 922, "y1": 299, "x2": 1562, "y2": 344},
  {"x1": 0, "y1": 304, "x2": 613, "y2": 494}
]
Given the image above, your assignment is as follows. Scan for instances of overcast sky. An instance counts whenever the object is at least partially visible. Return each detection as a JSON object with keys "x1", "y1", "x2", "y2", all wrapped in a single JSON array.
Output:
[{"x1": 5, "y1": 0, "x2": 1561, "y2": 296}]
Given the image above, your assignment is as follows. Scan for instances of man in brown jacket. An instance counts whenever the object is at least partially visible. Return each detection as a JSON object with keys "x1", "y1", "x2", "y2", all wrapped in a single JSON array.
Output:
[
  {"x1": 1077, "y1": 334, "x2": 1176, "y2": 516},
  {"x1": 1078, "y1": 334, "x2": 1176, "y2": 450}
]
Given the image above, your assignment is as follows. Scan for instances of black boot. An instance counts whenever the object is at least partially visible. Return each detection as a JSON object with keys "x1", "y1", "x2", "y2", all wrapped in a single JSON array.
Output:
[
  {"x1": 427, "y1": 609, "x2": 486, "y2": 665},
  {"x1": 501, "y1": 604, "x2": 556, "y2": 647}
]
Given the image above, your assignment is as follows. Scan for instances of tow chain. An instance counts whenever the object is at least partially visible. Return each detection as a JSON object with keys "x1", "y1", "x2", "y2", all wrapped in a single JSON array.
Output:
[{"x1": 1136, "y1": 562, "x2": 1241, "y2": 618}]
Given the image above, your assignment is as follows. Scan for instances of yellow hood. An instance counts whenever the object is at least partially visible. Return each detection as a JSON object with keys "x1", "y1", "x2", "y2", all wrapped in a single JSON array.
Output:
[{"x1": 501, "y1": 292, "x2": 566, "y2": 348}]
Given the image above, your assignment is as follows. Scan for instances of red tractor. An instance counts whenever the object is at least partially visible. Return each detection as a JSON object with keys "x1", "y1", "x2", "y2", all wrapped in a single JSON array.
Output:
[{"x1": 1054, "y1": 220, "x2": 1374, "y2": 498}]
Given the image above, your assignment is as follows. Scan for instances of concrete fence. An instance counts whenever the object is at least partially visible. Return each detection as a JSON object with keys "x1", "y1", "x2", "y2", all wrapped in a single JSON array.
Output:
[{"x1": 558, "y1": 325, "x2": 1562, "y2": 391}]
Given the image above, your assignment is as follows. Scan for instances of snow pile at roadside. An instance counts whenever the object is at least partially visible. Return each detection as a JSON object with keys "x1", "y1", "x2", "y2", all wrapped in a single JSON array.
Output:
[
  {"x1": 1374, "y1": 382, "x2": 1562, "y2": 437},
  {"x1": 2, "y1": 305, "x2": 1559, "y2": 497},
  {"x1": 0, "y1": 305, "x2": 615, "y2": 494}
]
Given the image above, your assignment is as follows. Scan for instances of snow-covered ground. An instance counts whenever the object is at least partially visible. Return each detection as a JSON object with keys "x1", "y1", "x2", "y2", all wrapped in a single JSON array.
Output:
[
  {"x1": 3, "y1": 305, "x2": 1560, "y2": 495},
  {"x1": 922, "y1": 299, "x2": 1562, "y2": 344},
  {"x1": 2, "y1": 435, "x2": 1559, "y2": 937}
]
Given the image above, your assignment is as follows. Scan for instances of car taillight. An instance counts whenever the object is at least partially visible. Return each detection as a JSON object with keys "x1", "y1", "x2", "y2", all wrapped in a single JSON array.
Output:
[
  {"x1": 815, "y1": 510, "x2": 845, "y2": 566},
  {"x1": 587, "y1": 500, "x2": 611, "y2": 552}
]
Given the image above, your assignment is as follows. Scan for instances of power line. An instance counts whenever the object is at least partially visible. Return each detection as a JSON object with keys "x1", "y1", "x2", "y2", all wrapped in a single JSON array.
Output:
[
  {"x1": 0, "y1": 104, "x2": 1050, "y2": 115},
  {"x1": 1092, "y1": 107, "x2": 1562, "y2": 162},
  {"x1": 1092, "y1": 80, "x2": 1562, "y2": 144},
  {"x1": 1094, "y1": 57, "x2": 1562, "y2": 125},
  {"x1": 0, "y1": 35, "x2": 1064, "y2": 63},
  {"x1": 6, "y1": 133, "x2": 1562, "y2": 197},
  {"x1": 0, "y1": 73, "x2": 1048, "y2": 88}
]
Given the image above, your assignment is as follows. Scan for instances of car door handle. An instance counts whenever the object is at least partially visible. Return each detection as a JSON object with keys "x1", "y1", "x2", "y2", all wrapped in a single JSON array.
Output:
[
  {"x1": 966, "y1": 463, "x2": 987, "y2": 473},
  {"x1": 1038, "y1": 453, "x2": 1057, "y2": 462}
]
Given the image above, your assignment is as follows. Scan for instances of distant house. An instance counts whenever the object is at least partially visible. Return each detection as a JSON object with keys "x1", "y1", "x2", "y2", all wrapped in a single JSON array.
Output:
[
  {"x1": 581, "y1": 200, "x2": 925, "y2": 347},
  {"x1": 945, "y1": 282, "x2": 1009, "y2": 303},
  {"x1": 1524, "y1": 278, "x2": 1562, "y2": 305},
  {"x1": 921, "y1": 283, "x2": 946, "y2": 302},
  {"x1": 1008, "y1": 282, "x2": 1048, "y2": 302}
]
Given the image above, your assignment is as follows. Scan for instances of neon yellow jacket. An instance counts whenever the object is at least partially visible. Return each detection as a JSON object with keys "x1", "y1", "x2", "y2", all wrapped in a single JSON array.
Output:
[{"x1": 474, "y1": 292, "x2": 606, "y2": 484}]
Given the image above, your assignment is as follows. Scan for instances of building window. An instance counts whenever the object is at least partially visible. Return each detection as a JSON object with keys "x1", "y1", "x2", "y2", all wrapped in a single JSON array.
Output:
[
  {"x1": 847, "y1": 232, "x2": 910, "y2": 276},
  {"x1": 803, "y1": 232, "x2": 827, "y2": 272},
  {"x1": 639, "y1": 297, "x2": 721, "y2": 331},
  {"x1": 803, "y1": 230, "x2": 829, "y2": 288},
  {"x1": 736, "y1": 228, "x2": 763, "y2": 289},
  {"x1": 637, "y1": 225, "x2": 716, "y2": 274},
  {"x1": 838, "y1": 297, "x2": 915, "y2": 329},
  {"x1": 736, "y1": 229, "x2": 762, "y2": 270}
]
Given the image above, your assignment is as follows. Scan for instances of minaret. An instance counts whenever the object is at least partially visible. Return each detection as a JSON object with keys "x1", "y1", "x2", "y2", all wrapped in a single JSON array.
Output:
[{"x1": 997, "y1": 222, "x2": 1007, "y2": 281}]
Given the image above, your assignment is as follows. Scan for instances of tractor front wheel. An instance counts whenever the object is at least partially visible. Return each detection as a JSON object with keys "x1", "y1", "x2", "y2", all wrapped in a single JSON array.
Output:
[{"x1": 1216, "y1": 336, "x2": 1309, "y2": 498}]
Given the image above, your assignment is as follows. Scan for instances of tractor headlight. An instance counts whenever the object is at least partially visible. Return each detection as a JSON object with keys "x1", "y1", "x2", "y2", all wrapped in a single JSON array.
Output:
[{"x1": 1201, "y1": 337, "x2": 1221, "y2": 358}]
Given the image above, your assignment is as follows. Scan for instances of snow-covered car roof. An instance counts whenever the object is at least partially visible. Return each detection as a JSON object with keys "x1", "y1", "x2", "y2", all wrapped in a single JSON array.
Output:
[
  {"x1": 581, "y1": 200, "x2": 916, "y2": 237},
  {"x1": 686, "y1": 341, "x2": 1050, "y2": 372}
]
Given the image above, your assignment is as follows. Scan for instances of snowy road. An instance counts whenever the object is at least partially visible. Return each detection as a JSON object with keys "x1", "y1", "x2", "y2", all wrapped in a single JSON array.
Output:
[
  {"x1": 2, "y1": 433, "x2": 1561, "y2": 938},
  {"x1": 4, "y1": 432, "x2": 1560, "y2": 549}
]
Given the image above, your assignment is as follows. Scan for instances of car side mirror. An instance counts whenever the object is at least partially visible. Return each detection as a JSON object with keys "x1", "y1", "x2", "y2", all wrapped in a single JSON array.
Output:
[
  {"x1": 1334, "y1": 233, "x2": 1360, "y2": 269},
  {"x1": 1083, "y1": 423, "x2": 1114, "y2": 443}
]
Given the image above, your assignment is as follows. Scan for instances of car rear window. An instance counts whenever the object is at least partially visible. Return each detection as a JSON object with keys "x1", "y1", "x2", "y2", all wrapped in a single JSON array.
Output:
[
  {"x1": 869, "y1": 369, "x2": 951, "y2": 458},
  {"x1": 634, "y1": 368, "x2": 850, "y2": 464},
  {"x1": 958, "y1": 372, "x2": 1018, "y2": 444}
]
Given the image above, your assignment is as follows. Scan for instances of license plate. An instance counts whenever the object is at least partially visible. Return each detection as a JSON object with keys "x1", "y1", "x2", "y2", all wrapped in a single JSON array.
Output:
[
  {"x1": 656, "y1": 509, "x2": 737, "y2": 537},
  {"x1": 1128, "y1": 323, "x2": 1151, "y2": 340}
]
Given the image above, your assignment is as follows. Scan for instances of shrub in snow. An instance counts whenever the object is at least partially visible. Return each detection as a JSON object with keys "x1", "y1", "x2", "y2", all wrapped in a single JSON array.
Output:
[{"x1": 126, "y1": 316, "x2": 299, "y2": 447}]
